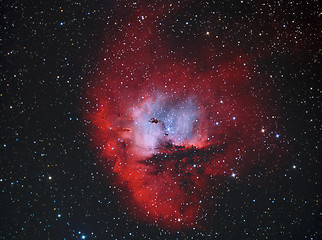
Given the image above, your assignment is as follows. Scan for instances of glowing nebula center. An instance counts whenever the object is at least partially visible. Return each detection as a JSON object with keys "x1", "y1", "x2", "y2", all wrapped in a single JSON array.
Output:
[{"x1": 129, "y1": 96, "x2": 205, "y2": 155}]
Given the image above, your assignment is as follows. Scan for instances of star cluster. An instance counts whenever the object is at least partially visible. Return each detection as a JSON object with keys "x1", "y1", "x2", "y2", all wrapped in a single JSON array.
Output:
[{"x1": 1, "y1": 0, "x2": 321, "y2": 239}]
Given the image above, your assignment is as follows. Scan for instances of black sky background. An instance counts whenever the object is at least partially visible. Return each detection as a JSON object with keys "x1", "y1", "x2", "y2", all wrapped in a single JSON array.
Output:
[{"x1": 1, "y1": 0, "x2": 321, "y2": 239}]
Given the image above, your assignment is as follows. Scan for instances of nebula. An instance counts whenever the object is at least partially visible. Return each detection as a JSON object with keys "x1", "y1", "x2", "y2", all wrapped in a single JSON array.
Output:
[{"x1": 83, "y1": 1, "x2": 276, "y2": 230}]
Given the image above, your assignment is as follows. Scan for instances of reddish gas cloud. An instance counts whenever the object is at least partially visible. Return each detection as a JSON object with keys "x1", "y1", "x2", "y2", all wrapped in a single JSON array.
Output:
[{"x1": 83, "y1": 2, "x2": 275, "y2": 230}]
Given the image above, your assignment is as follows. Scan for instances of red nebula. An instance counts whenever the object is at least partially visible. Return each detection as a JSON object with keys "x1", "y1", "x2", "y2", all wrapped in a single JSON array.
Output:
[{"x1": 83, "y1": 2, "x2": 275, "y2": 231}]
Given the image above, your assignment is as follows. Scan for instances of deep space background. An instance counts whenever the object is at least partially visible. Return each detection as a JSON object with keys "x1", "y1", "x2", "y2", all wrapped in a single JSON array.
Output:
[{"x1": 1, "y1": 0, "x2": 321, "y2": 239}]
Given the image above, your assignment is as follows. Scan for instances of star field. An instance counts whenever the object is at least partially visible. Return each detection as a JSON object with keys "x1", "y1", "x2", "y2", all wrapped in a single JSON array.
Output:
[{"x1": 1, "y1": 0, "x2": 321, "y2": 239}]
